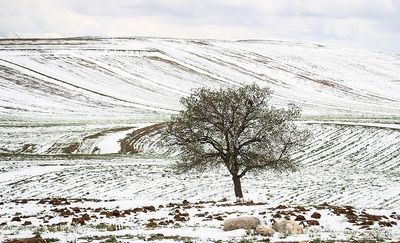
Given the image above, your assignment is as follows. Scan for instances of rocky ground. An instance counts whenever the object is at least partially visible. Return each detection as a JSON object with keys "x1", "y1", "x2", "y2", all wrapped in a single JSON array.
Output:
[{"x1": 1, "y1": 198, "x2": 400, "y2": 242}]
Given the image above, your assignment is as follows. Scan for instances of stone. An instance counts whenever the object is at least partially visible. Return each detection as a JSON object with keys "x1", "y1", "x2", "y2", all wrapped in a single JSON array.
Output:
[
  {"x1": 82, "y1": 213, "x2": 90, "y2": 221},
  {"x1": 311, "y1": 212, "x2": 321, "y2": 219},
  {"x1": 294, "y1": 215, "x2": 306, "y2": 221},
  {"x1": 72, "y1": 217, "x2": 85, "y2": 225},
  {"x1": 143, "y1": 205, "x2": 156, "y2": 212},
  {"x1": 5, "y1": 237, "x2": 46, "y2": 243},
  {"x1": 307, "y1": 220, "x2": 320, "y2": 226},
  {"x1": 22, "y1": 221, "x2": 32, "y2": 226},
  {"x1": 11, "y1": 217, "x2": 21, "y2": 222},
  {"x1": 255, "y1": 225, "x2": 275, "y2": 236},
  {"x1": 272, "y1": 220, "x2": 303, "y2": 235},
  {"x1": 223, "y1": 216, "x2": 260, "y2": 231}
]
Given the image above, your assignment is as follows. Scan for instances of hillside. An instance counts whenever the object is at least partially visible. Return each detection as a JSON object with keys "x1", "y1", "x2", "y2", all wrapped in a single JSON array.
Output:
[
  {"x1": 1, "y1": 37, "x2": 400, "y2": 242},
  {"x1": 1, "y1": 37, "x2": 400, "y2": 155},
  {"x1": 1, "y1": 37, "x2": 400, "y2": 120}
]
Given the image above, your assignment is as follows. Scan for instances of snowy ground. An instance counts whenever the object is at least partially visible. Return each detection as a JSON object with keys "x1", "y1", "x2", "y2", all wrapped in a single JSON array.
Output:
[
  {"x1": 1, "y1": 156, "x2": 400, "y2": 242},
  {"x1": 1, "y1": 37, "x2": 400, "y2": 122},
  {"x1": 1, "y1": 37, "x2": 400, "y2": 242}
]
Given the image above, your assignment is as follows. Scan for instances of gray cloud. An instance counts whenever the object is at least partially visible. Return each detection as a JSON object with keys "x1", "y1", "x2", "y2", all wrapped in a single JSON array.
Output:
[{"x1": 0, "y1": 0, "x2": 399, "y2": 52}]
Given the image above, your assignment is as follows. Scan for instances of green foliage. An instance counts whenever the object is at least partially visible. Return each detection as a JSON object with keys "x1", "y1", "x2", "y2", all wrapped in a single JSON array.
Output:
[
  {"x1": 164, "y1": 84, "x2": 311, "y2": 197},
  {"x1": 104, "y1": 235, "x2": 118, "y2": 243}
]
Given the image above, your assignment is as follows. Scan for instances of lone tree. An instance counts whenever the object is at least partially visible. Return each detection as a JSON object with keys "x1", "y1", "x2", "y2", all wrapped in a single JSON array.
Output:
[{"x1": 164, "y1": 84, "x2": 310, "y2": 198}]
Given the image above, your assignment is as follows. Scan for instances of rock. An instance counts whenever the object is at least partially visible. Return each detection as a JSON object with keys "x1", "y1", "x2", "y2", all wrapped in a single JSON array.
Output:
[
  {"x1": 223, "y1": 216, "x2": 260, "y2": 231},
  {"x1": 295, "y1": 206, "x2": 307, "y2": 212},
  {"x1": 174, "y1": 213, "x2": 189, "y2": 222},
  {"x1": 272, "y1": 220, "x2": 303, "y2": 235},
  {"x1": 71, "y1": 207, "x2": 81, "y2": 213},
  {"x1": 255, "y1": 225, "x2": 275, "y2": 236},
  {"x1": 143, "y1": 205, "x2": 156, "y2": 212},
  {"x1": 378, "y1": 221, "x2": 393, "y2": 227},
  {"x1": 72, "y1": 217, "x2": 85, "y2": 225},
  {"x1": 275, "y1": 205, "x2": 288, "y2": 209},
  {"x1": 294, "y1": 215, "x2": 306, "y2": 221},
  {"x1": 104, "y1": 209, "x2": 121, "y2": 217},
  {"x1": 5, "y1": 237, "x2": 46, "y2": 243},
  {"x1": 22, "y1": 221, "x2": 32, "y2": 226},
  {"x1": 311, "y1": 212, "x2": 321, "y2": 219},
  {"x1": 215, "y1": 216, "x2": 224, "y2": 221},
  {"x1": 59, "y1": 209, "x2": 72, "y2": 217},
  {"x1": 307, "y1": 220, "x2": 320, "y2": 226},
  {"x1": 82, "y1": 213, "x2": 90, "y2": 221},
  {"x1": 11, "y1": 217, "x2": 21, "y2": 222},
  {"x1": 145, "y1": 219, "x2": 158, "y2": 228},
  {"x1": 19, "y1": 199, "x2": 28, "y2": 204},
  {"x1": 333, "y1": 207, "x2": 347, "y2": 215}
]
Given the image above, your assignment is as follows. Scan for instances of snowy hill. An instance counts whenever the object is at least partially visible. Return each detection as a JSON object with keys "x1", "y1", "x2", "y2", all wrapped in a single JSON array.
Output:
[
  {"x1": 0, "y1": 37, "x2": 399, "y2": 154},
  {"x1": 1, "y1": 37, "x2": 400, "y2": 242},
  {"x1": 1, "y1": 37, "x2": 400, "y2": 120}
]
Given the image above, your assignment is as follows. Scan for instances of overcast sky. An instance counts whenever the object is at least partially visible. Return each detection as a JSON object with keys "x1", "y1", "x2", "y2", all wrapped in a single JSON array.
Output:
[{"x1": 0, "y1": 0, "x2": 399, "y2": 52}]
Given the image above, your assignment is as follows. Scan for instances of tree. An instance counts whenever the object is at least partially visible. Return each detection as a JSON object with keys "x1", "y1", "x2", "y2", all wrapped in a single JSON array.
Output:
[{"x1": 164, "y1": 84, "x2": 311, "y2": 198}]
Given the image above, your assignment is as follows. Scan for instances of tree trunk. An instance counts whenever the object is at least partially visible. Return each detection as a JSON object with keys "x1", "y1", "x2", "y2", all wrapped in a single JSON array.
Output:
[{"x1": 232, "y1": 175, "x2": 243, "y2": 198}]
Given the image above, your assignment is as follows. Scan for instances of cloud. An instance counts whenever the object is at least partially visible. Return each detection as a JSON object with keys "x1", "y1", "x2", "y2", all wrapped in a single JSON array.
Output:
[{"x1": 0, "y1": 0, "x2": 399, "y2": 52}]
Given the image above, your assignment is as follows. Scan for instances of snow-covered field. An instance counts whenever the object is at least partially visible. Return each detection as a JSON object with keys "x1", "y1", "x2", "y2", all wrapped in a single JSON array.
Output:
[
  {"x1": 1, "y1": 155, "x2": 400, "y2": 242},
  {"x1": 1, "y1": 37, "x2": 400, "y2": 242}
]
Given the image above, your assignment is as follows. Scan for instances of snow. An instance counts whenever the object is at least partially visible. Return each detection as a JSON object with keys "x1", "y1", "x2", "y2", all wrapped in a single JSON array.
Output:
[
  {"x1": 0, "y1": 37, "x2": 400, "y2": 242},
  {"x1": 0, "y1": 37, "x2": 399, "y2": 122},
  {"x1": 0, "y1": 165, "x2": 66, "y2": 183},
  {"x1": 95, "y1": 128, "x2": 136, "y2": 154}
]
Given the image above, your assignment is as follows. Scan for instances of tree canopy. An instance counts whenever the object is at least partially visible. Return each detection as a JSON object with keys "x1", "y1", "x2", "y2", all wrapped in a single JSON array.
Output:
[{"x1": 164, "y1": 84, "x2": 311, "y2": 198}]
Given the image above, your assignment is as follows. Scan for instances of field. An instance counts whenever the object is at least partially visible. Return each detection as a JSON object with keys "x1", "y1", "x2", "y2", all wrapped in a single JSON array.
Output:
[{"x1": 1, "y1": 37, "x2": 400, "y2": 242}]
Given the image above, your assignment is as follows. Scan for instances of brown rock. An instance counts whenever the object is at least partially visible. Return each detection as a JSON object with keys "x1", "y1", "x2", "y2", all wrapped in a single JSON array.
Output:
[
  {"x1": 275, "y1": 205, "x2": 288, "y2": 210},
  {"x1": 378, "y1": 221, "x2": 393, "y2": 227},
  {"x1": 333, "y1": 207, "x2": 347, "y2": 215},
  {"x1": 11, "y1": 217, "x2": 21, "y2": 222},
  {"x1": 82, "y1": 213, "x2": 90, "y2": 221},
  {"x1": 72, "y1": 217, "x2": 85, "y2": 225},
  {"x1": 295, "y1": 215, "x2": 306, "y2": 221},
  {"x1": 22, "y1": 221, "x2": 32, "y2": 226},
  {"x1": 143, "y1": 206, "x2": 156, "y2": 212},
  {"x1": 215, "y1": 216, "x2": 224, "y2": 221},
  {"x1": 174, "y1": 213, "x2": 189, "y2": 222},
  {"x1": 307, "y1": 220, "x2": 320, "y2": 226},
  {"x1": 59, "y1": 209, "x2": 72, "y2": 217},
  {"x1": 272, "y1": 213, "x2": 282, "y2": 218},
  {"x1": 295, "y1": 206, "x2": 307, "y2": 212},
  {"x1": 105, "y1": 209, "x2": 121, "y2": 217},
  {"x1": 5, "y1": 237, "x2": 46, "y2": 243},
  {"x1": 311, "y1": 212, "x2": 321, "y2": 219},
  {"x1": 146, "y1": 219, "x2": 158, "y2": 228},
  {"x1": 71, "y1": 207, "x2": 81, "y2": 213}
]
